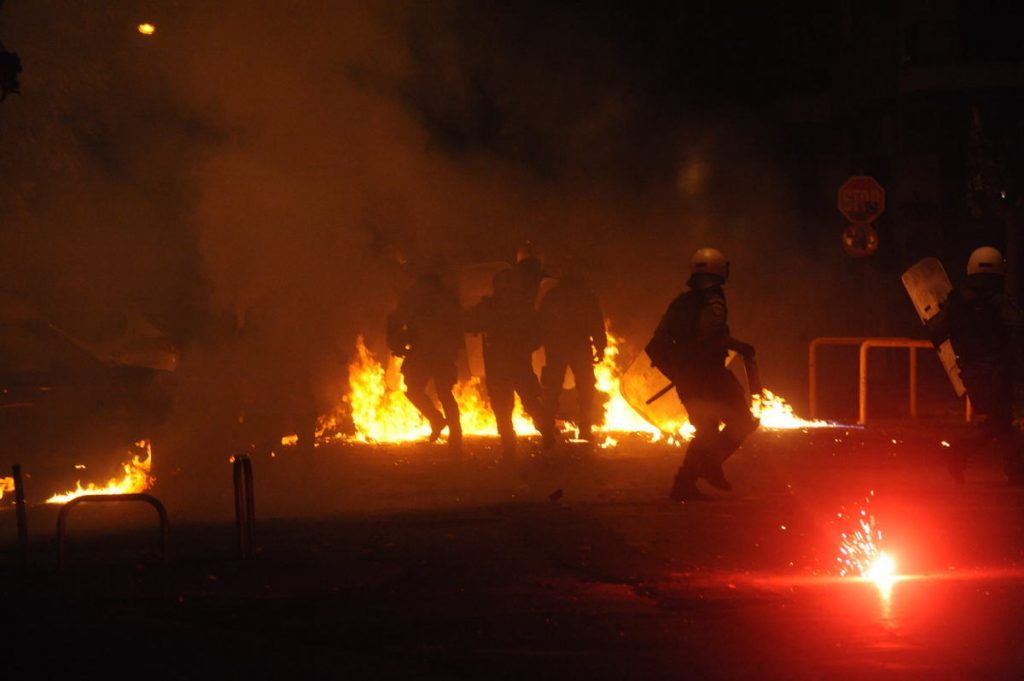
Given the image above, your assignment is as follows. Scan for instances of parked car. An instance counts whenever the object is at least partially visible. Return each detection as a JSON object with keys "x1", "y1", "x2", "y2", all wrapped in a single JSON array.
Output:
[{"x1": 0, "y1": 316, "x2": 174, "y2": 477}]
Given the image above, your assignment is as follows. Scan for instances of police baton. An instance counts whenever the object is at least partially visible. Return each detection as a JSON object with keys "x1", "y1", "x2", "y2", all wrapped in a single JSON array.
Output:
[
  {"x1": 743, "y1": 355, "x2": 762, "y2": 396},
  {"x1": 645, "y1": 382, "x2": 674, "y2": 405}
]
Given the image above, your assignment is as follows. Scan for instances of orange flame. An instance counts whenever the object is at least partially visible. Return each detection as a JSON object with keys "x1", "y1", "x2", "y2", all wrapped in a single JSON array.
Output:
[
  {"x1": 335, "y1": 328, "x2": 830, "y2": 447},
  {"x1": 335, "y1": 336, "x2": 540, "y2": 444},
  {"x1": 45, "y1": 440, "x2": 154, "y2": 504},
  {"x1": 752, "y1": 389, "x2": 830, "y2": 430},
  {"x1": 0, "y1": 476, "x2": 14, "y2": 501}
]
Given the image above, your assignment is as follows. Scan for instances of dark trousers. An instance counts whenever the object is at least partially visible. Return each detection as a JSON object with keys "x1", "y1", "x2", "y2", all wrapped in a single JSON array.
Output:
[
  {"x1": 542, "y1": 346, "x2": 596, "y2": 436},
  {"x1": 401, "y1": 354, "x2": 461, "y2": 442},
  {"x1": 487, "y1": 357, "x2": 545, "y2": 452},
  {"x1": 955, "y1": 368, "x2": 1021, "y2": 478},
  {"x1": 675, "y1": 366, "x2": 758, "y2": 481}
]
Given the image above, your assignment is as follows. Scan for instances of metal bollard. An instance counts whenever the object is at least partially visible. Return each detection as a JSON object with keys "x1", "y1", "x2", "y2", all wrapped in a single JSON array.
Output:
[
  {"x1": 57, "y1": 493, "x2": 169, "y2": 569},
  {"x1": 232, "y1": 455, "x2": 256, "y2": 560},
  {"x1": 13, "y1": 464, "x2": 28, "y2": 566}
]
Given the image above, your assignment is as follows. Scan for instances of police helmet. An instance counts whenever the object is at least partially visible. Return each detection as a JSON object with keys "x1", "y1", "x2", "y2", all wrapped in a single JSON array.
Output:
[
  {"x1": 967, "y1": 246, "x2": 1006, "y2": 276},
  {"x1": 690, "y1": 248, "x2": 730, "y2": 281}
]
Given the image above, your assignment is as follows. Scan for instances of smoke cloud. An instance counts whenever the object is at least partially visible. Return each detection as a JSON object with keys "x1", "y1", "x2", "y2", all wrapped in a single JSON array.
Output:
[{"x1": 0, "y1": 1, "x2": 884, "y2": 511}]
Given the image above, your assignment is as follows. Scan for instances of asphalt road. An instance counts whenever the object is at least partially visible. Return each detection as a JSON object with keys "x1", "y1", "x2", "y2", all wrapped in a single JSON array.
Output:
[{"x1": 3, "y1": 423, "x2": 1024, "y2": 679}]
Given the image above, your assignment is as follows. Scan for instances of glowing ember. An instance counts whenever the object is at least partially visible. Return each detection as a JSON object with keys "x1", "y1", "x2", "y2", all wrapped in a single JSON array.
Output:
[
  {"x1": 0, "y1": 476, "x2": 14, "y2": 501},
  {"x1": 137, "y1": 23, "x2": 156, "y2": 35},
  {"x1": 280, "y1": 434, "x2": 299, "y2": 446},
  {"x1": 45, "y1": 440, "x2": 154, "y2": 504}
]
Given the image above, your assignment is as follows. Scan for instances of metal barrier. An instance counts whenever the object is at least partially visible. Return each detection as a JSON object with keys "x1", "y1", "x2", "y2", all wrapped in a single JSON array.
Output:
[
  {"x1": 57, "y1": 493, "x2": 169, "y2": 569},
  {"x1": 858, "y1": 338, "x2": 933, "y2": 425},
  {"x1": 808, "y1": 337, "x2": 869, "y2": 418},
  {"x1": 232, "y1": 455, "x2": 256, "y2": 560},
  {"x1": 13, "y1": 464, "x2": 28, "y2": 566},
  {"x1": 809, "y1": 336, "x2": 971, "y2": 425}
]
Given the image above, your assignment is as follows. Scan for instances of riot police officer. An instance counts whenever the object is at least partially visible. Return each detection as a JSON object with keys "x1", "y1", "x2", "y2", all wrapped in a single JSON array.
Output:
[
  {"x1": 938, "y1": 247, "x2": 1023, "y2": 482},
  {"x1": 647, "y1": 248, "x2": 759, "y2": 501},
  {"x1": 464, "y1": 268, "x2": 548, "y2": 459},
  {"x1": 538, "y1": 260, "x2": 607, "y2": 443},
  {"x1": 387, "y1": 268, "x2": 464, "y2": 453}
]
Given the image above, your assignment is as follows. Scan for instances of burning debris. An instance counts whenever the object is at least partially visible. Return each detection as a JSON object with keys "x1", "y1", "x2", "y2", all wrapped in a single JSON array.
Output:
[
  {"x1": 45, "y1": 440, "x2": 154, "y2": 504},
  {"x1": 307, "y1": 328, "x2": 835, "y2": 449}
]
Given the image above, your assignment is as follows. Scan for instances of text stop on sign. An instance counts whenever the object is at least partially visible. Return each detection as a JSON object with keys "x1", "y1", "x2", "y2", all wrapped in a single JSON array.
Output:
[{"x1": 838, "y1": 176, "x2": 885, "y2": 223}]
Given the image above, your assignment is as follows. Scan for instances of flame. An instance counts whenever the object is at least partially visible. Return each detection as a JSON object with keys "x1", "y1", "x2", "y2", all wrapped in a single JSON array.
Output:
[
  {"x1": 334, "y1": 328, "x2": 831, "y2": 446},
  {"x1": 335, "y1": 336, "x2": 540, "y2": 444},
  {"x1": 0, "y1": 476, "x2": 13, "y2": 501},
  {"x1": 752, "y1": 389, "x2": 830, "y2": 430},
  {"x1": 137, "y1": 23, "x2": 156, "y2": 35},
  {"x1": 45, "y1": 440, "x2": 154, "y2": 504}
]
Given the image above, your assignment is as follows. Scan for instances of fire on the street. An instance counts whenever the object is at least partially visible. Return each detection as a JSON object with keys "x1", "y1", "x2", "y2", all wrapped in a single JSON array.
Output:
[
  {"x1": 0, "y1": 475, "x2": 13, "y2": 501},
  {"x1": 45, "y1": 440, "x2": 155, "y2": 504},
  {"x1": 322, "y1": 330, "x2": 835, "y2": 447}
]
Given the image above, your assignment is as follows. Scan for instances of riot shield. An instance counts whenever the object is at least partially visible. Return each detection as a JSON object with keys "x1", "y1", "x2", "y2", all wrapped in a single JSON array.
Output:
[
  {"x1": 901, "y1": 257, "x2": 966, "y2": 397},
  {"x1": 619, "y1": 351, "x2": 742, "y2": 434}
]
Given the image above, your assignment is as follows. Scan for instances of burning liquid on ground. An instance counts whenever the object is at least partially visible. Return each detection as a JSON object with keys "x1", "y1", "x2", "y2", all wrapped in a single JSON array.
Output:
[
  {"x1": 0, "y1": 475, "x2": 14, "y2": 501},
  {"x1": 314, "y1": 332, "x2": 835, "y2": 447},
  {"x1": 45, "y1": 440, "x2": 155, "y2": 504}
]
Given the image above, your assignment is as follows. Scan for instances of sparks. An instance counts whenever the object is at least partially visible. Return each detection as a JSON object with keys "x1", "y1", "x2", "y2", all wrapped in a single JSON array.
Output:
[
  {"x1": 45, "y1": 440, "x2": 154, "y2": 504},
  {"x1": 836, "y1": 494, "x2": 898, "y2": 602},
  {"x1": 137, "y1": 23, "x2": 156, "y2": 36}
]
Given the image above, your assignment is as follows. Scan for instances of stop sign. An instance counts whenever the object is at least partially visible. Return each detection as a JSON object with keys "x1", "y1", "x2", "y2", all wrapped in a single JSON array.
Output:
[{"x1": 838, "y1": 176, "x2": 886, "y2": 223}]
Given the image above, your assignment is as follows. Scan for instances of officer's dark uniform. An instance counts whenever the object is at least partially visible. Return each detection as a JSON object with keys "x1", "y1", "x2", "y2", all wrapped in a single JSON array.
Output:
[
  {"x1": 464, "y1": 270, "x2": 547, "y2": 457},
  {"x1": 387, "y1": 273, "x2": 464, "y2": 450},
  {"x1": 942, "y1": 273, "x2": 1023, "y2": 481},
  {"x1": 647, "y1": 274, "x2": 759, "y2": 499},
  {"x1": 538, "y1": 275, "x2": 607, "y2": 441}
]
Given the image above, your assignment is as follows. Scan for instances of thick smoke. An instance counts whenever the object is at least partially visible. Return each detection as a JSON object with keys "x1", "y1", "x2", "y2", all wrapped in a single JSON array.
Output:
[{"x1": 0, "y1": 2, "x2": 872, "y2": 512}]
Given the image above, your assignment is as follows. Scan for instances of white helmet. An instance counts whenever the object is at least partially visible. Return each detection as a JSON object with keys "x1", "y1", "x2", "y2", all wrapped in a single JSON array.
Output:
[
  {"x1": 967, "y1": 246, "x2": 1006, "y2": 276},
  {"x1": 690, "y1": 247, "x2": 729, "y2": 280}
]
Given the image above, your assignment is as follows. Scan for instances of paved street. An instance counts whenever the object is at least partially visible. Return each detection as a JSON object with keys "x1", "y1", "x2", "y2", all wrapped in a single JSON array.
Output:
[{"x1": 4, "y1": 425, "x2": 1024, "y2": 679}]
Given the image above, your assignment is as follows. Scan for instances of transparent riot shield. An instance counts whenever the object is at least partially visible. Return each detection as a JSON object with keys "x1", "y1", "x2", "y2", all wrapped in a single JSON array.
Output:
[{"x1": 901, "y1": 257, "x2": 966, "y2": 397}]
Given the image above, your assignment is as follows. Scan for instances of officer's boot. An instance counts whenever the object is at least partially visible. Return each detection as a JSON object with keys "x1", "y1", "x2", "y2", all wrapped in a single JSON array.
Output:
[
  {"x1": 669, "y1": 442, "x2": 708, "y2": 502},
  {"x1": 700, "y1": 436, "x2": 739, "y2": 492}
]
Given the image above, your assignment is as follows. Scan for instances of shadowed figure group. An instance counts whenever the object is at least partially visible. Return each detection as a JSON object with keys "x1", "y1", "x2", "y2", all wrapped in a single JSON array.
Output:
[{"x1": 387, "y1": 254, "x2": 607, "y2": 460}]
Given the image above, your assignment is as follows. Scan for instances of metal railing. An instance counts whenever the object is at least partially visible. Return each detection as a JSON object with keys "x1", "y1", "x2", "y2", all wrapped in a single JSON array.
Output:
[
  {"x1": 808, "y1": 337, "x2": 869, "y2": 418},
  {"x1": 809, "y1": 336, "x2": 971, "y2": 425},
  {"x1": 233, "y1": 455, "x2": 256, "y2": 560},
  {"x1": 858, "y1": 338, "x2": 932, "y2": 425},
  {"x1": 56, "y1": 493, "x2": 169, "y2": 569}
]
